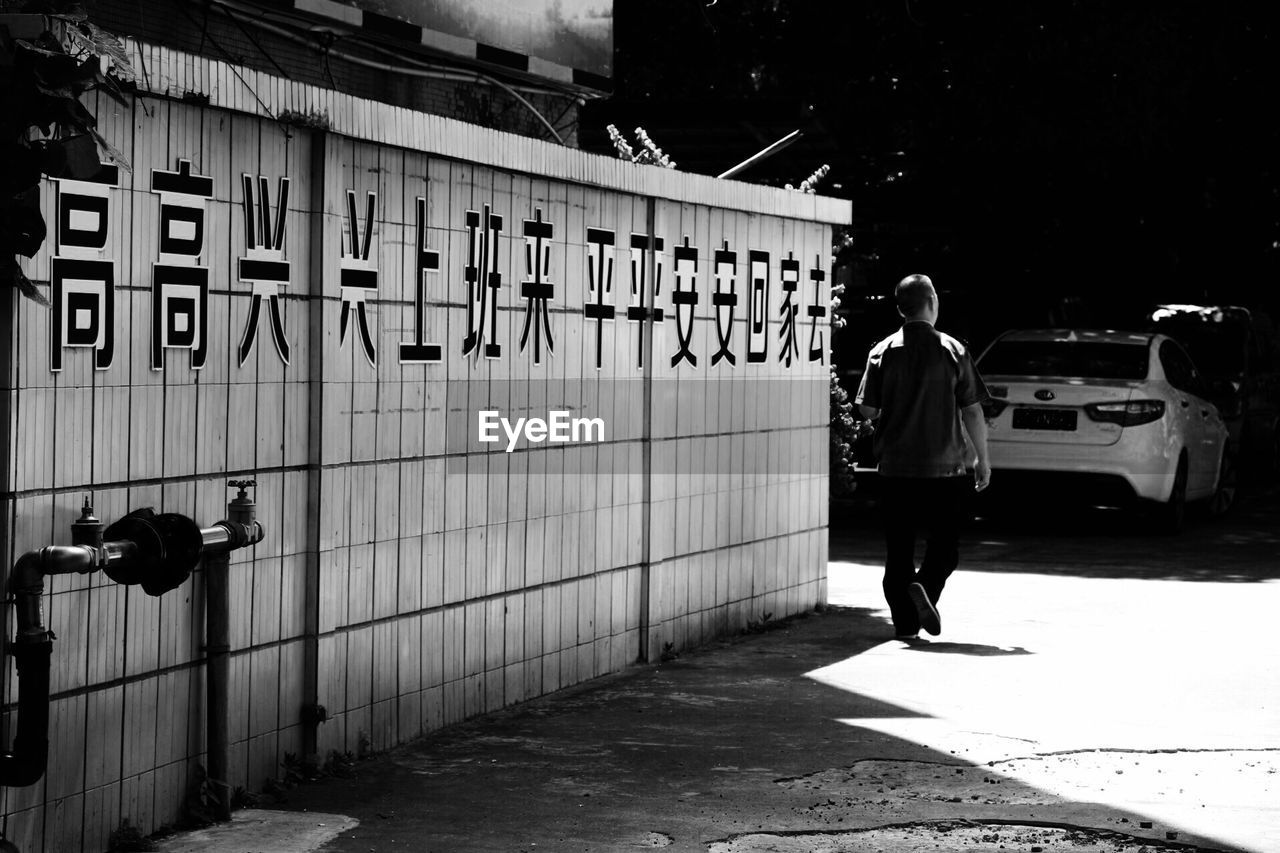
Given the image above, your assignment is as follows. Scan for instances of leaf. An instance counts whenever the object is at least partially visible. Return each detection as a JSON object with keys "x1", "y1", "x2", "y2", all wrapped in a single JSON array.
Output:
[
  {"x1": 54, "y1": 91, "x2": 96, "y2": 129},
  {"x1": 51, "y1": 8, "x2": 90, "y2": 24},
  {"x1": 1, "y1": 143, "x2": 44, "y2": 195},
  {"x1": 83, "y1": 22, "x2": 135, "y2": 82},
  {"x1": 58, "y1": 19, "x2": 96, "y2": 58},
  {"x1": 91, "y1": 67, "x2": 129, "y2": 107},
  {"x1": 89, "y1": 126, "x2": 130, "y2": 171},
  {"x1": 14, "y1": 38, "x2": 66, "y2": 60},
  {"x1": 34, "y1": 80, "x2": 76, "y2": 99},
  {"x1": 47, "y1": 132, "x2": 100, "y2": 178},
  {"x1": 34, "y1": 53, "x2": 98, "y2": 89},
  {"x1": 2, "y1": 257, "x2": 50, "y2": 307},
  {"x1": 1, "y1": 189, "x2": 48, "y2": 257}
]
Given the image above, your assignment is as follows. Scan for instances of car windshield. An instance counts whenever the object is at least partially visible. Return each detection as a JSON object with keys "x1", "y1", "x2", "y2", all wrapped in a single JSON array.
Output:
[
  {"x1": 1148, "y1": 318, "x2": 1246, "y2": 379},
  {"x1": 979, "y1": 340, "x2": 1150, "y2": 380}
]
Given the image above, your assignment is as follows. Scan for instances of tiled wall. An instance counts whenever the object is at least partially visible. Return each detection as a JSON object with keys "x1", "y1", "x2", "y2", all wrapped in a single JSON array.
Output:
[{"x1": 0, "y1": 50, "x2": 843, "y2": 853}]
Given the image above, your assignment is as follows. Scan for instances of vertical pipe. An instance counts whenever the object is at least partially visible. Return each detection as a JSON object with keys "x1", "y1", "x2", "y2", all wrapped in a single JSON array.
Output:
[
  {"x1": 637, "y1": 196, "x2": 657, "y2": 662},
  {"x1": 0, "y1": 284, "x2": 15, "y2": 656},
  {"x1": 301, "y1": 129, "x2": 329, "y2": 761},
  {"x1": 0, "y1": 641, "x2": 52, "y2": 787},
  {"x1": 205, "y1": 549, "x2": 231, "y2": 821}
]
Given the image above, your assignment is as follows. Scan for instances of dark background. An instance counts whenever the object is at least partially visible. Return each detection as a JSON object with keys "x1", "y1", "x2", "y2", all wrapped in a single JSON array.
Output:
[{"x1": 581, "y1": 1, "x2": 1280, "y2": 356}]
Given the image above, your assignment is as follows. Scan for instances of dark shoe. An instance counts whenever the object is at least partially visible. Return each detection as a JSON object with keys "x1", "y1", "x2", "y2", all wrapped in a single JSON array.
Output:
[
  {"x1": 908, "y1": 583, "x2": 940, "y2": 636},
  {"x1": 895, "y1": 631, "x2": 920, "y2": 641}
]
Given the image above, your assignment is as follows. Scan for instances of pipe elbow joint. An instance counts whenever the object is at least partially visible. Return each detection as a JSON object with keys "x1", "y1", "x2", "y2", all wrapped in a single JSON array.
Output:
[
  {"x1": 8, "y1": 551, "x2": 46, "y2": 596},
  {"x1": 8, "y1": 547, "x2": 95, "y2": 642},
  {"x1": 9, "y1": 546, "x2": 98, "y2": 594}
]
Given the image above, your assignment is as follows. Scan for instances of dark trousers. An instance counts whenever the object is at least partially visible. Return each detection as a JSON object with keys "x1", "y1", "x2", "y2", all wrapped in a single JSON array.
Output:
[{"x1": 880, "y1": 475, "x2": 975, "y2": 634}]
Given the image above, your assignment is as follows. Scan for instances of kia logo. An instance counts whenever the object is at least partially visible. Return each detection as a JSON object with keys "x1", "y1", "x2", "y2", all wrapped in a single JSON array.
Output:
[{"x1": 1034, "y1": 389, "x2": 1056, "y2": 401}]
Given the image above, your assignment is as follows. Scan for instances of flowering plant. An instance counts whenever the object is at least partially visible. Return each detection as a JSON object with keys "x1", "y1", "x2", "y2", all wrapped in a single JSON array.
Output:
[
  {"x1": 605, "y1": 124, "x2": 677, "y2": 169},
  {"x1": 786, "y1": 163, "x2": 830, "y2": 194}
]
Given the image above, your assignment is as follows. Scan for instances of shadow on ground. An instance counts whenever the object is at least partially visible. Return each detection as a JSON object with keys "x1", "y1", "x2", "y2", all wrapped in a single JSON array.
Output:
[
  {"x1": 831, "y1": 483, "x2": 1280, "y2": 583},
  {"x1": 899, "y1": 639, "x2": 1032, "y2": 656},
  {"x1": 273, "y1": 606, "x2": 1245, "y2": 853}
]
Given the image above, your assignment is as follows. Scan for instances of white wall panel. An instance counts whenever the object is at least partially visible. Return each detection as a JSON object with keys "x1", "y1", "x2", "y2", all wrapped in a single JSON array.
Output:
[{"x1": 1, "y1": 45, "x2": 842, "y2": 852}]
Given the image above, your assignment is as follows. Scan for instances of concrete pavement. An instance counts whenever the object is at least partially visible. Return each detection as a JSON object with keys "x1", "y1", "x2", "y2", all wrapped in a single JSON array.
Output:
[{"x1": 156, "y1": 494, "x2": 1280, "y2": 853}]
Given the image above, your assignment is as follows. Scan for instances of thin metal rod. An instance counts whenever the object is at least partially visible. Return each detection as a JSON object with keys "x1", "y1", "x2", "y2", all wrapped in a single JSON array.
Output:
[
  {"x1": 638, "y1": 195, "x2": 656, "y2": 663},
  {"x1": 717, "y1": 130, "x2": 803, "y2": 180}
]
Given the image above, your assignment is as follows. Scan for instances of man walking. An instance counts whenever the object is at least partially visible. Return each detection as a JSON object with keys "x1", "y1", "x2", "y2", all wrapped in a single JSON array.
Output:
[{"x1": 855, "y1": 274, "x2": 991, "y2": 639}]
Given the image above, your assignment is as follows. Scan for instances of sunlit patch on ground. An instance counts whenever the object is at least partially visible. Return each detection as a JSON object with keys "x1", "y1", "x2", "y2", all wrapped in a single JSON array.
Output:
[{"x1": 818, "y1": 561, "x2": 1280, "y2": 852}]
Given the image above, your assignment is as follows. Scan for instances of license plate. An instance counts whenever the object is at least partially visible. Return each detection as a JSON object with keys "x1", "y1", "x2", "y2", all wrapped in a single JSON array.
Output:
[{"x1": 1012, "y1": 408, "x2": 1077, "y2": 431}]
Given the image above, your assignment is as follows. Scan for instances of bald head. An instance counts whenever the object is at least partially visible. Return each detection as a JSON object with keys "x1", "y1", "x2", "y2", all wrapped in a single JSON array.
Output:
[{"x1": 895, "y1": 274, "x2": 937, "y2": 323}]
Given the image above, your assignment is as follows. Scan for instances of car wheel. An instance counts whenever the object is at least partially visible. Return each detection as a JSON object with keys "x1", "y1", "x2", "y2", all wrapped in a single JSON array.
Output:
[
  {"x1": 1208, "y1": 445, "x2": 1237, "y2": 517},
  {"x1": 1155, "y1": 456, "x2": 1188, "y2": 534}
]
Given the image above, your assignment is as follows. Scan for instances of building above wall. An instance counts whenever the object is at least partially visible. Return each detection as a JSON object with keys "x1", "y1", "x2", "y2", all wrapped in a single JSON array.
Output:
[
  {"x1": 110, "y1": 37, "x2": 850, "y2": 223},
  {"x1": 86, "y1": 0, "x2": 596, "y2": 146}
]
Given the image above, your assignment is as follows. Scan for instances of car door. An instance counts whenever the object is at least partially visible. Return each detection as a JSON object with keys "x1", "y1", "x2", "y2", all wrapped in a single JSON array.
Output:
[
  {"x1": 1160, "y1": 340, "x2": 1221, "y2": 496},
  {"x1": 1185, "y1": 355, "x2": 1230, "y2": 495}
]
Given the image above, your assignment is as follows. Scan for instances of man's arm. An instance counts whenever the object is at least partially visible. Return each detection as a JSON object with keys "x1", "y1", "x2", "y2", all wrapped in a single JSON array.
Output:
[
  {"x1": 960, "y1": 402, "x2": 991, "y2": 491},
  {"x1": 854, "y1": 350, "x2": 881, "y2": 422}
]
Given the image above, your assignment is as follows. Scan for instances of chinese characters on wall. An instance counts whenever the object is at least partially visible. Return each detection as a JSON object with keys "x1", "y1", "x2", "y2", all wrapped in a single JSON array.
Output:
[{"x1": 48, "y1": 160, "x2": 830, "y2": 373}]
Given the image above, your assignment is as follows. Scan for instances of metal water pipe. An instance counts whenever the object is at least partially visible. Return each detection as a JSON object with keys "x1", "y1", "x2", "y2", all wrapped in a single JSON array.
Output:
[
  {"x1": 0, "y1": 502, "x2": 136, "y2": 787},
  {"x1": 2, "y1": 488, "x2": 263, "y2": 802},
  {"x1": 200, "y1": 480, "x2": 265, "y2": 821}
]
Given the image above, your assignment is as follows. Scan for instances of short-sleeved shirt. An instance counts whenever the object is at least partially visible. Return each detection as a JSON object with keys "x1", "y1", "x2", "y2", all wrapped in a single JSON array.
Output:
[{"x1": 855, "y1": 321, "x2": 989, "y2": 478}]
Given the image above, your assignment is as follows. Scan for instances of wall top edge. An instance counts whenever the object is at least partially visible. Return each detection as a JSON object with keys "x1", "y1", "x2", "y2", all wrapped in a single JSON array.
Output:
[{"x1": 121, "y1": 39, "x2": 853, "y2": 226}]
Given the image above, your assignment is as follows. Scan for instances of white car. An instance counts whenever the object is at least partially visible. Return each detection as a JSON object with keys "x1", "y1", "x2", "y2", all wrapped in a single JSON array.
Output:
[{"x1": 975, "y1": 329, "x2": 1233, "y2": 531}]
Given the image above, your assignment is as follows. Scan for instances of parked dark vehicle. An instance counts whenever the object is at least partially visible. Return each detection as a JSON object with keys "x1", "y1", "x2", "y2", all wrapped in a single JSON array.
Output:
[{"x1": 1145, "y1": 304, "x2": 1280, "y2": 480}]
